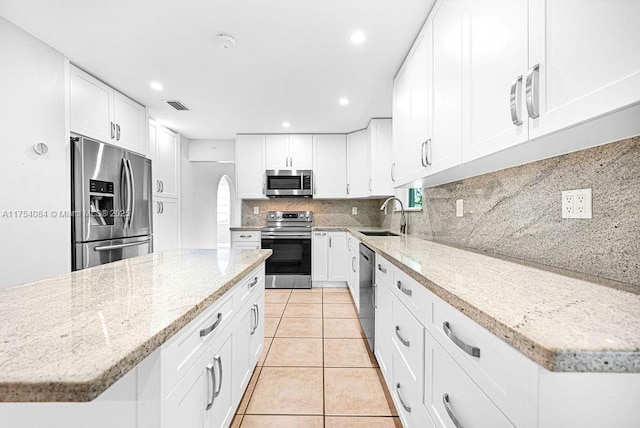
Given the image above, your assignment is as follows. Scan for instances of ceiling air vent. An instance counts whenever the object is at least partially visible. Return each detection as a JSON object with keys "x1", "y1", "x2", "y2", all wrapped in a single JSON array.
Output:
[{"x1": 165, "y1": 100, "x2": 190, "y2": 111}]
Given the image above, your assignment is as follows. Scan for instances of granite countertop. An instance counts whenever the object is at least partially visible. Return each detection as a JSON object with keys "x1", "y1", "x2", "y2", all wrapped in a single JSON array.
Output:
[
  {"x1": 0, "y1": 249, "x2": 272, "y2": 402},
  {"x1": 322, "y1": 227, "x2": 640, "y2": 373}
]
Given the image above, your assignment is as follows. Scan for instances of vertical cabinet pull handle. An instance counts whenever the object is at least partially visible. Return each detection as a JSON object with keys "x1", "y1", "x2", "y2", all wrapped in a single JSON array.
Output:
[
  {"x1": 290, "y1": 157, "x2": 293, "y2": 167},
  {"x1": 329, "y1": 236, "x2": 332, "y2": 248},
  {"x1": 443, "y1": 321, "x2": 481, "y2": 357},
  {"x1": 525, "y1": 63, "x2": 540, "y2": 119},
  {"x1": 206, "y1": 363, "x2": 215, "y2": 410},
  {"x1": 425, "y1": 139, "x2": 432, "y2": 166},
  {"x1": 251, "y1": 305, "x2": 257, "y2": 335},
  {"x1": 396, "y1": 280, "x2": 412, "y2": 296},
  {"x1": 395, "y1": 326, "x2": 411, "y2": 347},
  {"x1": 510, "y1": 75, "x2": 524, "y2": 125},
  {"x1": 369, "y1": 178, "x2": 372, "y2": 191},
  {"x1": 262, "y1": 183, "x2": 266, "y2": 195},
  {"x1": 347, "y1": 183, "x2": 350, "y2": 194},
  {"x1": 391, "y1": 163, "x2": 396, "y2": 182},
  {"x1": 116, "y1": 124, "x2": 121, "y2": 141},
  {"x1": 111, "y1": 122, "x2": 116, "y2": 139},
  {"x1": 352, "y1": 256, "x2": 356, "y2": 272},
  {"x1": 396, "y1": 383, "x2": 411, "y2": 413},
  {"x1": 213, "y1": 355, "x2": 223, "y2": 398},
  {"x1": 372, "y1": 281, "x2": 376, "y2": 309},
  {"x1": 443, "y1": 393, "x2": 464, "y2": 428}
]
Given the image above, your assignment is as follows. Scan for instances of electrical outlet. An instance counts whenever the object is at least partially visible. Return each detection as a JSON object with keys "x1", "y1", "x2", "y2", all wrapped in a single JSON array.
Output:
[
  {"x1": 352, "y1": 207, "x2": 358, "y2": 215},
  {"x1": 253, "y1": 206, "x2": 259, "y2": 215},
  {"x1": 456, "y1": 199, "x2": 464, "y2": 217},
  {"x1": 562, "y1": 189, "x2": 592, "y2": 219}
]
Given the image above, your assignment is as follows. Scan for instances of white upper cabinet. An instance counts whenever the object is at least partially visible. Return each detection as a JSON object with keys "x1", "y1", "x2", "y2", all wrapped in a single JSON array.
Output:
[
  {"x1": 236, "y1": 134, "x2": 267, "y2": 199},
  {"x1": 347, "y1": 129, "x2": 370, "y2": 198},
  {"x1": 391, "y1": 64, "x2": 414, "y2": 186},
  {"x1": 265, "y1": 134, "x2": 313, "y2": 170},
  {"x1": 368, "y1": 119, "x2": 394, "y2": 197},
  {"x1": 69, "y1": 65, "x2": 147, "y2": 155},
  {"x1": 528, "y1": 0, "x2": 640, "y2": 139},
  {"x1": 313, "y1": 134, "x2": 347, "y2": 199},
  {"x1": 462, "y1": 0, "x2": 529, "y2": 162},
  {"x1": 149, "y1": 121, "x2": 180, "y2": 199}
]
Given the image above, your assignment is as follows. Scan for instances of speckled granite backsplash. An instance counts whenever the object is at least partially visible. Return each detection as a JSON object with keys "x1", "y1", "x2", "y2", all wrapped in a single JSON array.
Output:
[
  {"x1": 382, "y1": 136, "x2": 640, "y2": 287},
  {"x1": 242, "y1": 198, "x2": 386, "y2": 227}
]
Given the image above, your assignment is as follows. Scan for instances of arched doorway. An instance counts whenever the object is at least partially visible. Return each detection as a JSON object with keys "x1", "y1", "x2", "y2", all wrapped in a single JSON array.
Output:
[{"x1": 216, "y1": 175, "x2": 232, "y2": 248}]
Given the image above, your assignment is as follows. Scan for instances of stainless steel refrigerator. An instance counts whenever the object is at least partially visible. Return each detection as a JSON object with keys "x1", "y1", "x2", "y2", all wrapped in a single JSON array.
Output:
[{"x1": 71, "y1": 134, "x2": 153, "y2": 270}]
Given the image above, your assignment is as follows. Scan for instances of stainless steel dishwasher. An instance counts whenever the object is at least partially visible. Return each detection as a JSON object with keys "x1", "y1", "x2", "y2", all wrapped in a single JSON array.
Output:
[{"x1": 359, "y1": 244, "x2": 375, "y2": 353}]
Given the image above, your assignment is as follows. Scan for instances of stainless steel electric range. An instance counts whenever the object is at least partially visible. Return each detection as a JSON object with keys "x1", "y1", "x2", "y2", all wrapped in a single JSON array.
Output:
[{"x1": 260, "y1": 211, "x2": 313, "y2": 289}]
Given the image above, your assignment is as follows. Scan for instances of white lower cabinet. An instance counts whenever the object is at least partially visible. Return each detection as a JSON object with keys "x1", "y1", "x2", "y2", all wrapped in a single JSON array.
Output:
[
  {"x1": 312, "y1": 231, "x2": 348, "y2": 284},
  {"x1": 230, "y1": 231, "x2": 261, "y2": 250},
  {"x1": 153, "y1": 198, "x2": 180, "y2": 252},
  {"x1": 392, "y1": 345, "x2": 436, "y2": 428}
]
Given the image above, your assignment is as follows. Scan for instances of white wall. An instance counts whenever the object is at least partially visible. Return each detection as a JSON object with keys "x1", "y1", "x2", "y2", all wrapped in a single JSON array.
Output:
[
  {"x1": 180, "y1": 137, "x2": 240, "y2": 249},
  {"x1": 0, "y1": 17, "x2": 70, "y2": 288}
]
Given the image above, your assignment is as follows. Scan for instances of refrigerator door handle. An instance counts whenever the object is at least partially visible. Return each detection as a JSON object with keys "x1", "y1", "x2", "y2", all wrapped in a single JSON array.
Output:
[
  {"x1": 120, "y1": 159, "x2": 130, "y2": 229},
  {"x1": 127, "y1": 159, "x2": 136, "y2": 228},
  {"x1": 94, "y1": 239, "x2": 151, "y2": 251}
]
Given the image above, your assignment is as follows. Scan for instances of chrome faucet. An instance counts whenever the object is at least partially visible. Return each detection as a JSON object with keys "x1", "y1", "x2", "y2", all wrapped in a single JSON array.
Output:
[{"x1": 380, "y1": 196, "x2": 407, "y2": 234}]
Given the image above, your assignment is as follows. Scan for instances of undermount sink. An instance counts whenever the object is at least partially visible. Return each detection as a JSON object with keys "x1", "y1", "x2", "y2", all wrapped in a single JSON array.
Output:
[{"x1": 358, "y1": 230, "x2": 400, "y2": 237}]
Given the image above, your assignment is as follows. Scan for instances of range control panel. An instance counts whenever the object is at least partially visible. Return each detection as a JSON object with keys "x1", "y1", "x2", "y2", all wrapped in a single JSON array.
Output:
[{"x1": 266, "y1": 211, "x2": 314, "y2": 225}]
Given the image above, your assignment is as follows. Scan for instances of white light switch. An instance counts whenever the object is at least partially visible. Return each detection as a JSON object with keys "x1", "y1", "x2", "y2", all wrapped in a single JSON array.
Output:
[
  {"x1": 352, "y1": 207, "x2": 358, "y2": 215},
  {"x1": 561, "y1": 188, "x2": 592, "y2": 219},
  {"x1": 253, "y1": 207, "x2": 259, "y2": 215},
  {"x1": 456, "y1": 199, "x2": 464, "y2": 217}
]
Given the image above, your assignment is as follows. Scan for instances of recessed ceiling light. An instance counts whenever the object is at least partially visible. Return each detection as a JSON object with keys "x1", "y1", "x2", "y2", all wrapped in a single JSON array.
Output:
[
  {"x1": 282, "y1": 122, "x2": 291, "y2": 128},
  {"x1": 350, "y1": 31, "x2": 365, "y2": 44},
  {"x1": 150, "y1": 82, "x2": 164, "y2": 91},
  {"x1": 217, "y1": 32, "x2": 237, "y2": 49},
  {"x1": 339, "y1": 97, "x2": 349, "y2": 106}
]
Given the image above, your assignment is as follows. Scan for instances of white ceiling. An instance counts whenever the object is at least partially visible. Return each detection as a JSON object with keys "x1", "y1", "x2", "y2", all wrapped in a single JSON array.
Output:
[{"x1": 0, "y1": 0, "x2": 434, "y2": 139}]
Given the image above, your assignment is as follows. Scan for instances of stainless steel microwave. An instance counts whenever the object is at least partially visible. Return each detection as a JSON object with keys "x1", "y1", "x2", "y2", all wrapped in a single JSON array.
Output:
[{"x1": 265, "y1": 170, "x2": 313, "y2": 197}]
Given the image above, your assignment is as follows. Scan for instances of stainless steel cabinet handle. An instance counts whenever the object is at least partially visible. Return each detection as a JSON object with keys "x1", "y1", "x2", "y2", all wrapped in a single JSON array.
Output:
[
  {"x1": 443, "y1": 393, "x2": 463, "y2": 428},
  {"x1": 525, "y1": 63, "x2": 540, "y2": 119},
  {"x1": 425, "y1": 139, "x2": 432, "y2": 166},
  {"x1": 156, "y1": 180, "x2": 160, "y2": 193},
  {"x1": 200, "y1": 313, "x2": 223, "y2": 337},
  {"x1": 116, "y1": 124, "x2": 121, "y2": 141},
  {"x1": 249, "y1": 276, "x2": 258, "y2": 288},
  {"x1": 262, "y1": 183, "x2": 266, "y2": 195},
  {"x1": 94, "y1": 239, "x2": 151, "y2": 251},
  {"x1": 313, "y1": 182, "x2": 317, "y2": 194},
  {"x1": 510, "y1": 75, "x2": 524, "y2": 126},
  {"x1": 240, "y1": 234, "x2": 251, "y2": 238},
  {"x1": 329, "y1": 236, "x2": 332, "y2": 248},
  {"x1": 369, "y1": 178, "x2": 372, "y2": 191},
  {"x1": 286, "y1": 157, "x2": 289, "y2": 167},
  {"x1": 377, "y1": 264, "x2": 387, "y2": 274},
  {"x1": 396, "y1": 280, "x2": 412, "y2": 297},
  {"x1": 206, "y1": 363, "x2": 215, "y2": 410},
  {"x1": 160, "y1": 201, "x2": 164, "y2": 214},
  {"x1": 391, "y1": 163, "x2": 396, "y2": 182},
  {"x1": 352, "y1": 256, "x2": 356, "y2": 272},
  {"x1": 213, "y1": 355, "x2": 223, "y2": 398},
  {"x1": 421, "y1": 141, "x2": 426, "y2": 167},
  {"x1": 396, "y1": 383, "x2": 411, "y2": 413},
  {"x1": 290, "y1": 157, "x2": 293, "y2": 167},
  {"x1": 443, "y1": 321, "x2": 480, "y2": 357},
  {"x1": 372, "y1": 282, "x2": 376, "y2": 309},
  {"x1": 160, "y1": 180, "x2": 164, "y2": 193},
  {"x1": 346, "y1": 183, "x2": 350, "y2": 195},
  {"x1": 395, "y1": 326, "x2": 410, "y2": 347},
  {"x1": 110, "y1": 122, "x2": 115, "y2": 139},
  {"x1": 250, "y1": 305, "x2": 257, "y2": 335}
]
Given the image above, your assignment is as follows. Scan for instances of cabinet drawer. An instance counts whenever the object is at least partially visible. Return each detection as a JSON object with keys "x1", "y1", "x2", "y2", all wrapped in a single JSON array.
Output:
[
  {"x1": 231, "y1": 231, "x2": 260, "y2": 242},
  {"x1": 425, "y1": 331, "x2": 515, "y2": 428},
  {"x1": 392, "y1": 346, "x2": 436, "y2": 428},
  {"x1": 162, "y1": 292, "x2": 235, "y2": 393},
  {"x1": 391, "y1": 296, "x2": 424, "y2": 387},
  {"x1": 427, "y1": 295, "x2": 532, "y2": 427},
  {"x1": 374, "y1": 254, "x2": 394, "y2": 286},
  {"x1": 234, "y1": 266, "x2": 265, "y2": 310},
  {"x1": 390, "y1": 267, "x2": 431, "y2": 326}
]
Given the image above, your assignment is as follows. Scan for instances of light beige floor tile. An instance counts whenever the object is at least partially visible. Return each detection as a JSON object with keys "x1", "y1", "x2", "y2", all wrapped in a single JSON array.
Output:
[
  {"x1": 324, "y1": 339, "x2": 378, "y2": 368},
  {"x1": 325, "y1": 416, "x2": 402, "y2": 427},
  {"x1": 323, "y1": 303, "x2": 358, "y2": 318},
  {"x1": 265, "y1": 290, "x2": 291, "y2": 304},
  {"x1": 323, "y1": 292, "x2": 353, "y2": 304},
  {"x1": 324, "y1": 368, "x2": 394, "y2": 416},
  {"x1": 231, "y1": 414, "x2": 244, "y2": 428},
  {"x1": 288, "y1": 292, "x2": 323, "y2": 304},
  {"x1": 246, "y1": 367, "x2": 324, "y2": 415},
  {"x1": 265, "y1": 303, "x2": 286, "y2": 318},
  {"x1": 276, "y1": 317, "x2": 323, "y2": 338},
  {"x1": 236, "y1": 367, "x2": 262, "y2": 414},
  {"x1": 264, "y1": 338, "x2": 323, "y2": 367},
  {"x1": 257, "y1": 337, "x2": 273, "y2": 366},
  {"x1": 283, "y1": 303, "x2": 323, "y2": 318},
  {"x1": 240, "y1": 415, "x2": 324, "y2": 428},
  {"x1": 264, "y1": 317, "x2": 281, "y2": 338},
  {"x1": 323, "y1": 287, "x2": 350, "y2": 294},
  {"x1": 376, "y1": 368, "x2": 399, "y2": 417},
  {"x1": 298, "y1": 287, "x2": 323, "y2": 293},
  {"x1": 324, "y1": 318, "x2": 364, "y2": 338}
]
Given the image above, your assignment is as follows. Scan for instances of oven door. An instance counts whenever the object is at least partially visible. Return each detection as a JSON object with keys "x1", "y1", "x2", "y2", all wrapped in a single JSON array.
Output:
[{"x1": 260, "y1": 235, "x2": 312, "y2": 288}]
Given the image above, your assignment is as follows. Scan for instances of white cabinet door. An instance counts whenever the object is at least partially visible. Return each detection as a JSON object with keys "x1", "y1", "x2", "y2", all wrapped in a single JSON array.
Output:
[
  {"x1": 312, "y1": 232, "x2": 328, "y2": 282},
  {"x1": 265, "y1": 135, "x2": 289, "y2": 170},
  {"x1": 289, "y1": 135, "x2": 313, "y2": 169},
  {"x1": 391, "y1": 64, "x2": 412, "y2": 186},
  {"x1": 249, "y1": 291, "x2": 265, "y2": 365},
  {"x1": 69, "y1": 66, "x2": 112, "y2": 143},
  {"x1": 528, "y1": 0, "x2": 640, "y2": 139},
  {"x1": 236, "y1": 135, "x2": 266, "y2": 199},
  {"x1": 430, "y1": 0, "x2": 463, "y2": 175},
  {"x1": 374, "y1": 280, "x2": 393, "y2": 386},
  {"x1": 369, "y1": 119, "x2": 394, "y2": 197},
  {"x1": 462, "y1": 0, "x2": 529, "y2": 162},
  {"x1": 153, "y1": 198, "x2": 179, "y2": 252},
  {"x1": 208, "y1": 326, "x2": 235, "y2": 428},
  {"x1": 313, "y1": 135, "x2": 347, "y2": 199},
  {"x1": 327, "y1": 232, "x2": 347, "y2": 282},
  {"x1": 408, "y1": 29, "x2": 432, "y2": 177},
  {"x1": 347, "y1": 130, "x2": 370, "y2": 198},
  {"x1": 151, "y1": 123, "x2": 179, "y2": 199},
  {"x1": 113, "y1": 91, "x2": 147, "y2": 155}
]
